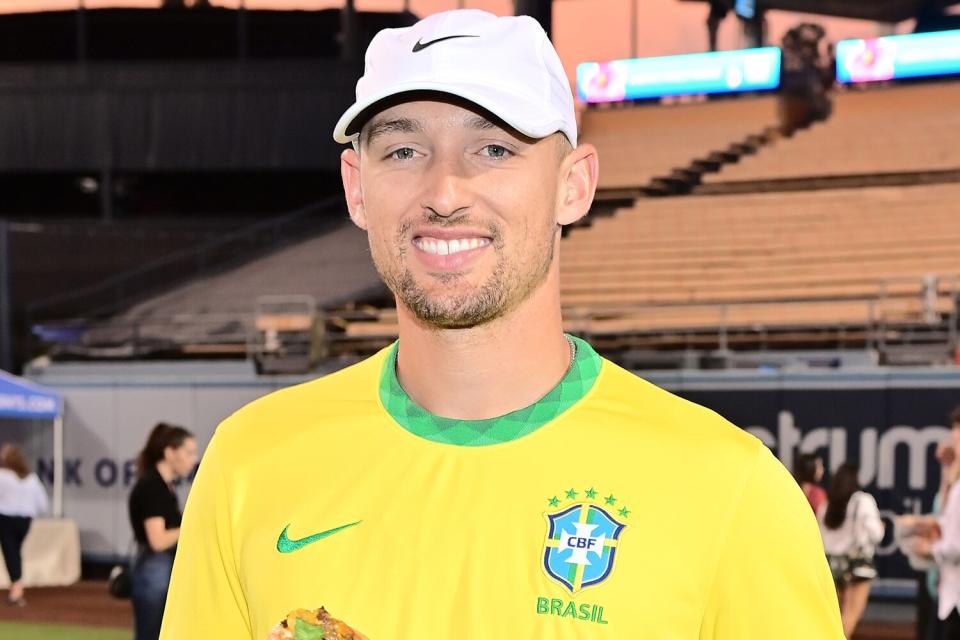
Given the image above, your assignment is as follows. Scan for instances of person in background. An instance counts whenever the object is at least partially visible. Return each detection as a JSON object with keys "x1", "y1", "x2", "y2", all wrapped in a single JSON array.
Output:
[
  {"x1": 128, "y1": 423, "x2": 197, "y2": 640},
  {"x1": 794, "y1": 452, "x2": 827, "y2": 515},
  {"x1": 923, "y1": 437, "x2": 958, "y2": 640},
  {"x1": 0, "y1": 443, "x2": 49, "y2": 606},
  {"x1": 820, "y1": 462, "x2": 885, "y2": 639},
  {"x1": 913, "y1": 407, "x2": 960, "y2": 640}
]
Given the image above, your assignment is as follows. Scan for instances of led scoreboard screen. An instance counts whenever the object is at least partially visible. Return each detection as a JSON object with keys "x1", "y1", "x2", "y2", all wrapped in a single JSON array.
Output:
[
  {"x1": 836, "y1": 29, "x2": 960, "y2": 83},
  {"x1": 577, "y1": 47, "x2": 781, "y2": 104}
]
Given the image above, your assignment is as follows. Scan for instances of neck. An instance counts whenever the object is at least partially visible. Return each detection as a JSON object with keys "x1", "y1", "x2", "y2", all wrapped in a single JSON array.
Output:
[
  {"x1": 395, "y1": 266, "x2": 569, "y2": 420},
  {"x1": 155, "y1": 461, "x2": 174, "y2": 484}
]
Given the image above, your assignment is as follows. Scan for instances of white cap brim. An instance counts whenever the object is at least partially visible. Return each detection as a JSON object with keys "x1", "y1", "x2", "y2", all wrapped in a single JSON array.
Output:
[{"x1": 333, "y1": 80, "x2": 574, "y2": 145}]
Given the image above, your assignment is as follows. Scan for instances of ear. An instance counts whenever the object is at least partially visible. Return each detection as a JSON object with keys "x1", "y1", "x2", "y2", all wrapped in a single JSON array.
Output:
[
  {"x1": 556, "y1": 143, "x2": 599, "y2": 227},
  {"x1": 341, "y1": 147, "x2": 367, "y2": 230}
]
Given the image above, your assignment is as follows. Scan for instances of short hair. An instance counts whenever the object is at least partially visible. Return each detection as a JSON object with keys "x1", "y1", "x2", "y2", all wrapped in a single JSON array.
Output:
[
  {"x1": 0, "y1": 444, "x2": 30, "y2": 479},
  {"x1": 951, "y1": 406, "x2": 960, "y2": 427}
]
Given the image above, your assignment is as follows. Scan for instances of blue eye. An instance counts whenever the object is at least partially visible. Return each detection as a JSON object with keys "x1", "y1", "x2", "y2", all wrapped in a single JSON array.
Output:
[
  {"x1": 483, "y1": 145, "x2": 510, "y2": 159},
  {"x1": 391, "y1": 148, "x2": 416, "y2": 160}
]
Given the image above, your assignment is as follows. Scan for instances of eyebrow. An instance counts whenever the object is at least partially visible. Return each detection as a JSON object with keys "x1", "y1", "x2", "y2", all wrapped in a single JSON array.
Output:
[
  {"x1": 465, "y1": 114, "x2": 498, "y2": 131},
  {"x1": 362, "y1": 117, "x2": 423, "y2": 147}
]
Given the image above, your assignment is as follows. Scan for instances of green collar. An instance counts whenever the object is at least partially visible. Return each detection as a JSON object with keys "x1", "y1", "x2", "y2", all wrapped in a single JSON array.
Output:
[{"x1": 379, "y1": 334, "x2": 601, "y2": 446}]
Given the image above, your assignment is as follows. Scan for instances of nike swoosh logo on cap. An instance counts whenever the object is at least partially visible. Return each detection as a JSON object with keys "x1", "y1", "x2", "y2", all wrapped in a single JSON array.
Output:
[
  {"x1": 276, "y1": 520, "x2": 361, "y2": 554},
  {"x1": 412, "y1": 34, "x2": 479, "y2": 52}
]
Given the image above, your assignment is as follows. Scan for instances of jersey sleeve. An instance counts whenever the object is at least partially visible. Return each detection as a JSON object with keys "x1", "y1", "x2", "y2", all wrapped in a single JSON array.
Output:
[
  {"x1": 160, "y1": 424, "x2": 252, "y2": 639},
  {"x1": 699, "y1": 444, "x2": 844, "y2": 639}
]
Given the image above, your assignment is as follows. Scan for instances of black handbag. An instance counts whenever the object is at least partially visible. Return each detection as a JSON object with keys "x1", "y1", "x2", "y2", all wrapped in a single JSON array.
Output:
[
  {"x1": 107, "y1": 541, "x2": 135, "y2": 599},
  {"x1": 107, "y1": 562, "x2": 132, "y2": 599}
]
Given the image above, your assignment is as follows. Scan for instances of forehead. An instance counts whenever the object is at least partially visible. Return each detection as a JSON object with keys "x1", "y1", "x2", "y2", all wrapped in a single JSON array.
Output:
[{"x1": 361, "y1": 99, "x2": 526, "y2": 145}]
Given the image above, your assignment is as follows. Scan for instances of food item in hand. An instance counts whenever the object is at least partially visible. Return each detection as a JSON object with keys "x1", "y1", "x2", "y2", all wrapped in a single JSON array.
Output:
[{"x1": 267, "y1": 607, "x2": 365, "y2": 640}]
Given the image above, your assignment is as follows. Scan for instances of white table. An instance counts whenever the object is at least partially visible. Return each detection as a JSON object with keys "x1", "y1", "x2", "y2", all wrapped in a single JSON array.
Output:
[{"x1": 0, "y1": 517, "x2": 81, "y2": 587}]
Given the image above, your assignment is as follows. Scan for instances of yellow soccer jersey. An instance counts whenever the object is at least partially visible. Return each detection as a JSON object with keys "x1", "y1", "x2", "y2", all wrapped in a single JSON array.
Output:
[{"x1": 161, "y1": 336, "x2": 842, "y2": 639}]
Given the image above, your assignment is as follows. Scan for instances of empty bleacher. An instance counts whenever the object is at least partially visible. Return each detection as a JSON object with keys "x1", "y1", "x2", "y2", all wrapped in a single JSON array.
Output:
[
  {"x1": 559, "y1": 183, "x2": 959, "y2": 336},
  {"x1": 703, "y1": 82, "x2": 960, "y2": 185},
  {"x1": 339, "y1": 181, "x2": 960, "y2": 359},
  {"x1": 36, "y1": 81, "x2": 960, "y2": 366},
  {"x1": 581, "y1": 97, "x2": 779, "y2": 193},
  {"x1": 50, "y1": 218, "x2": 388, "y2": 359}
]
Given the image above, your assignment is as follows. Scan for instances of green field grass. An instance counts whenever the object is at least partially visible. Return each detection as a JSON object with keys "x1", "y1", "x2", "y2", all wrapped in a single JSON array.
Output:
[{"x1": 0, "y1": 620, "x2": 129, "y2": 639}]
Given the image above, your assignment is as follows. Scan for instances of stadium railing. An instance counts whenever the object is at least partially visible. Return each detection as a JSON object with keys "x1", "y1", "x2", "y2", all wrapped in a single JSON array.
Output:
[{"x1": 26, "y1": 195, "x2": 346, "y2": 358}]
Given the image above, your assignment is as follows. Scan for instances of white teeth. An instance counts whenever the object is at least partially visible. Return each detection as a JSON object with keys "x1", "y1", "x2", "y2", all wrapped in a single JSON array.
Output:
[{"x1": 416, "y1": 237, "x2": 490, "y2": 256}]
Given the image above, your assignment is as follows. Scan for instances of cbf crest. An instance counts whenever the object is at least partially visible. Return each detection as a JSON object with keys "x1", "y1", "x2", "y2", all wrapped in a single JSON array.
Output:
[{"x1": 541, "y1": 488, "x2": 628, "y2": 594}]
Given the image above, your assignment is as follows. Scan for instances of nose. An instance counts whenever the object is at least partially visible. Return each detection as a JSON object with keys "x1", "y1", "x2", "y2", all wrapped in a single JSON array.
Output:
[{"x1": 420, "y1": 150, "x2": 472, "y2": 219}]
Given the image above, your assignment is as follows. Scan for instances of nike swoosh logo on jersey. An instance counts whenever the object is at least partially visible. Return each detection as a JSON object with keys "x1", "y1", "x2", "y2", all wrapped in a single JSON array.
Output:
[
  {"x1": 412, "y1": 34, "x2": 479, "y2": 52},
  {"x1": 276, "y1": 520, "x2": 361, "y2": 553}
]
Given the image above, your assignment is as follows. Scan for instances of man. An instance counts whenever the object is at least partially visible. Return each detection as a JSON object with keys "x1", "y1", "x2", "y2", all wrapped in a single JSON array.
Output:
[
  {"x1": 912, "y1": 407, "x2": 960, "y2": 639},
  {"x1": 161, "y1": 10, "x2": 843, "y2": 638}
]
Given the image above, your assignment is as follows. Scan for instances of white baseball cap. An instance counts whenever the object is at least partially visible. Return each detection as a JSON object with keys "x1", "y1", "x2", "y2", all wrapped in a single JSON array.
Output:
[{"x1": 332, "y1": 9, "x2": 577, "y2": 147}]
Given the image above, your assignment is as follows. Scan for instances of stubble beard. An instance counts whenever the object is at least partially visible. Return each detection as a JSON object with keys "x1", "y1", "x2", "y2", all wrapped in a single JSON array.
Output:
[{"x1": 370, "y1": 216, "x2": 557, "y2": 330}]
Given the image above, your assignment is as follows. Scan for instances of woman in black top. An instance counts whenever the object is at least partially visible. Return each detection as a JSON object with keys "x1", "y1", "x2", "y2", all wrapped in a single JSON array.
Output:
[{"x1": 127, "y1": 423, "x2": 197, "y2": 640}]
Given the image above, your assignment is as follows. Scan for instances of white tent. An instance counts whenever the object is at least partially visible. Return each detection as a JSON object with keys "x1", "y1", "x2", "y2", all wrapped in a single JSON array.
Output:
[
  {"x1": 0, "y1": 369, "x2": 64, "y2": 516},
  {"x1": 0, "y1": 369, "x2": 79, "y2": 588}
]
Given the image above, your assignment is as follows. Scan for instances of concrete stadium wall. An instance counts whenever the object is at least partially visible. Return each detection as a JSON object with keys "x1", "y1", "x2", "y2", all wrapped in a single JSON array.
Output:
[
  {"x1": 19, "y1": 360, "x2": 316, "y2": 560},
  {"x1": 17, "y1": 359, "x2": 960, "y2": 592}
]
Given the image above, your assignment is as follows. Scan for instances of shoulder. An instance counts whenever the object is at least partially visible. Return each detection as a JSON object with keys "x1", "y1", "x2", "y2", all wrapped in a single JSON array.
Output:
[
  {"x1": 592, "y1": 358, "x2": 762, "y2": 459},
  {"x1": 853, "y1": 490, "x2": 879, "y2": 510},
  {"x1": 130, "y1": 471, "x2": 162, "y2": 500},
  {"x1": 206, "y1": 349, "x2": 390, "y2": 462}
]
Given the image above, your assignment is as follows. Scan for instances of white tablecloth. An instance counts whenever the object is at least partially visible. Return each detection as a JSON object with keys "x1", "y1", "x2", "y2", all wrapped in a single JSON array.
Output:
[{"x1": 0, "y1": 517, "x2": 81, "y2": 587}]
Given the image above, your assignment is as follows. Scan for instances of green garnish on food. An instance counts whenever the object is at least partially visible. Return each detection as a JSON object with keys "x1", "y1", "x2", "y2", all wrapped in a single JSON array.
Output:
[{"x1": 294, "y1": 618, "x2": 327, "y2": 640}]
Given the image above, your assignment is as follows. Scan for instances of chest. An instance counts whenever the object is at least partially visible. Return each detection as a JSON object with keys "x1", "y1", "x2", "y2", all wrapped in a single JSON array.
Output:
[{"x1": 233, "y1": 449, "x2": 722, "y2": 639}]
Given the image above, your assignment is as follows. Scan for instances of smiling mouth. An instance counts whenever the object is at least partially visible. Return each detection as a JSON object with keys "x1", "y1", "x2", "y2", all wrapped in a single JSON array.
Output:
[{"x1": 413, "y1": 236, "x2": 492, "y2": 256}]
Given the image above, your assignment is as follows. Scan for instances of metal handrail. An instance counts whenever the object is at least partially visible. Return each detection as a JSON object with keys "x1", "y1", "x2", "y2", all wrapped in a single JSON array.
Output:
[
  {"x1": 25, "y1": 195, "x2": 345, "y2": 323},
  {"x1": 30, "y1": 267, "x2": 960, "y2": 364},
  {"x1": 567, "y1": 274, "x2": 960, "y2": 357}
]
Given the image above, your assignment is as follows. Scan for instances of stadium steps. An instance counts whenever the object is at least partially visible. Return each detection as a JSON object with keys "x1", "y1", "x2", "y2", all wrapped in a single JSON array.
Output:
[
  {"x1": 643, "y1": 124, "x2": 780, "y2": 195},
  {"x1": 32, "y1": 197, "x2": 392, "y2": 360},
  {"x1": 332, "y1": 182, "x2": 960, "y2": 361},
  {"x1": 46, "y1": 216, "x2": 387, "y2": 360},
  {"x1": 698, "y1": 81, "x2": 960, "y2": 194},
  {"x1": 580, "y1": 96, "x2": 781, "y2": 197}
]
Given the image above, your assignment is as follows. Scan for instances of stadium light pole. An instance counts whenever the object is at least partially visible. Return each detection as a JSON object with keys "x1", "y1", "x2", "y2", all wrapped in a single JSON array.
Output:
[
  {"x1": 514, "y1": 0, "x2": 552, "y2": 40},
  {"x1": 237, "y1": 0, "x2": 248, "y2": 60},
  {"x1": 341, "y1": 0, "x2": 358, "y2": 62},
  {"x1": 76, "y1": 0, "x2": 87, "y2": 62},
  {"x1": 0, "y1": 219, "x2": 12, "y2": 372}
]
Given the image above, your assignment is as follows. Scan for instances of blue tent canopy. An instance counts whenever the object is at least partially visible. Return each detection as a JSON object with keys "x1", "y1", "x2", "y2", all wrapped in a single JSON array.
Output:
[{"x1": 0, "y1": 370, "x2": 62, "y2": 420}]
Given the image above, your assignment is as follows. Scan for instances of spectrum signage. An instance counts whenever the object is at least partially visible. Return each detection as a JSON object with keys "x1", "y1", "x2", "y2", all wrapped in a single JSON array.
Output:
[
  {"x1": 576, "y1": 47, "x2": 781, "y2": 103},
  {"x1": 836, "y1": 29, "x2": 960, "y2": 83}
]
